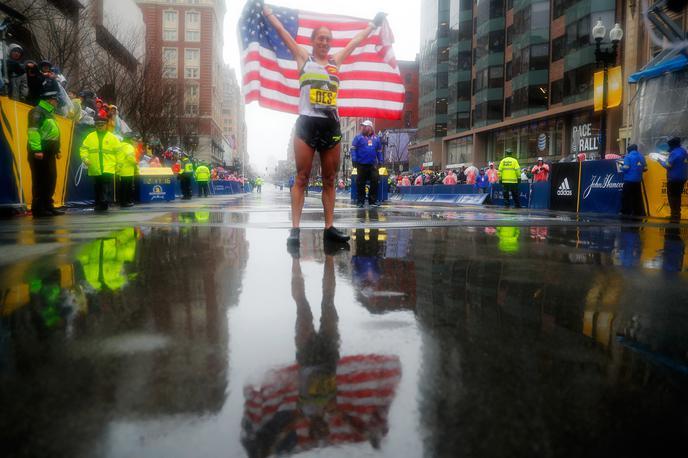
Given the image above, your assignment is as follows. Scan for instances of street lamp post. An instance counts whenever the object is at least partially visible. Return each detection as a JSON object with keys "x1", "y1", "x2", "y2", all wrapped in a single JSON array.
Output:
[{"x1": 592, "y1": 20, "x2": 623, "y2": 160}]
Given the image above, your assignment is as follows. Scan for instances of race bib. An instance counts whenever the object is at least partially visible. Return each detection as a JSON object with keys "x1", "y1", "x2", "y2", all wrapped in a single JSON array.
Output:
[{"x1": 310, "y1": 88, "x2": 337, "y2": 107}]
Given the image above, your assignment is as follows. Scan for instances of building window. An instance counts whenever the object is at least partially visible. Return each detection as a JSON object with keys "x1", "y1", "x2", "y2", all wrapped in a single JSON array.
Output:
[
  {"x1": 162, "y1": 47, "x2": 178, "y2": 78},
  {"x1": 184, "y1": 48, "x2": 200, "y2": 79},
  {"x1": 553, "y1": 0, "x2": 566, "y2": 19},
  {"x1": 405, "y1": 91, "x2": 414, "y2": 103},
  {"x1": 405, "y1": 73, "x2": 412, "y2": 85},
  {"x1": 552, "y1": 36, "x2": 566, "y2": 61},
  {"x1": 550, "y1": 79, "x2": 563, "y2": 104},
  {"x1": 185, "y1": 11, "x2": 201, "y2": 42},
  {"x1": 447, "y1": 136, "x2": 473, "y2": 165},
  {"x1": 162, "y1": 10, "x2": 178, "y2": 41},
  {"x1": 185, "y1": 83, "x2": 199, "y2": 115}
]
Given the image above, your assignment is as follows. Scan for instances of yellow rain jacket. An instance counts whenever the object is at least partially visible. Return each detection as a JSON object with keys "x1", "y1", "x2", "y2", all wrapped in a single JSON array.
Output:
[
  {"x1": 117, "y1": 142, "x2": 138, "y2": 177},
  {"x1": 80, "y1": 131, "x2": 121, "y2": 176},
  {"x1": 498, "y1": 155, "x2": 521, "y2": 184}
]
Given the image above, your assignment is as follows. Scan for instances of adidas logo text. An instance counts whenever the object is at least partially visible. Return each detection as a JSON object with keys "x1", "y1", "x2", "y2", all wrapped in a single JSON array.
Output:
[{"x1": 557, "y1": 178, "x2": 573, "y2": 196}]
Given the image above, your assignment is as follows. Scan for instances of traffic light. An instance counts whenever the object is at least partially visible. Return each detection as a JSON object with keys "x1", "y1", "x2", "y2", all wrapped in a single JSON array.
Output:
[{"x1": 667, "y1": 0, "x2": 688, "y2": 13}]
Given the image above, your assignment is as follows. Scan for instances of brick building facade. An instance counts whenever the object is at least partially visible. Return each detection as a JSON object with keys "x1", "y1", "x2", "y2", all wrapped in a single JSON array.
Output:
[{"x1": 136, "y1": 0, "x2": 226, "y2": 165}]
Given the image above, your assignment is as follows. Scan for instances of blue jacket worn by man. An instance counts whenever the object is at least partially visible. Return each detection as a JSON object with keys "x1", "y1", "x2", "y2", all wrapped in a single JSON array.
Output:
[
  {"x1": 475, "y1": 173, "x2": 490, "y2": 190},
  {"x1": 661, "y1": 145, "x2": 688, "y2": 182},
  {"x1": 622, "y1": 148, "x2": 647, "y2": 182},
  {"x1": 351, "y1": 133, "x2": 383, "y2": 166}
]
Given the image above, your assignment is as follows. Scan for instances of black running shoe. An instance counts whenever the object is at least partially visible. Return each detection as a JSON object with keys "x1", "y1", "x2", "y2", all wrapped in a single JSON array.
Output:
[
  {"x1": 323, "y1": 226, "x2": 350, "y2": 243},
  {"x1": 287, "y1": 228, "x2": 300, "y2": 245}
]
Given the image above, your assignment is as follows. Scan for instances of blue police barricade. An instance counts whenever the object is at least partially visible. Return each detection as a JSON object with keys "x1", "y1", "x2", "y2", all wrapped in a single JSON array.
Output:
[
  {"x1": 350, "y1": 174, "x2": 389, "y2": 202},
  {"x1": 212, "y1": 180, "x2": 233, "y2": 194},
  {"x1": 579, "y1": 160, "x2": 623, "y2": 214},
  {"x1": 230, "y1": 181, "x2": 242, "y2": 194},
  {"x1": 529, "y1": 181, "x2": 551, "y2": 209},
  {"x1": 490, "y1": 183, "x2": 530, "y2": 207}
]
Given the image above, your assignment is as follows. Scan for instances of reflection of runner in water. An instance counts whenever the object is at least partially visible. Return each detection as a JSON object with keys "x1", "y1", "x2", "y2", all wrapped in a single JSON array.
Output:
[
  {"x1": 293, "y1": 253, "x2": 341, "y2": 441},
  {"x1": 263, "y1": 5, "x2": 386, "y2": 247},
  {"x1": 241, "y1": 252, "x2": 401, "y2": 457}
]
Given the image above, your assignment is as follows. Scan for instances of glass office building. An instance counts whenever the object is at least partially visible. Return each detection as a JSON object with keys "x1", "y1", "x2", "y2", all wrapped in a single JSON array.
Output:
[
  {"x1": 418, "y1": 0, "x2": 451, "y2": 141},
  {"x1": 418, "y1": 0, "x2": 619, "y2": 165}
]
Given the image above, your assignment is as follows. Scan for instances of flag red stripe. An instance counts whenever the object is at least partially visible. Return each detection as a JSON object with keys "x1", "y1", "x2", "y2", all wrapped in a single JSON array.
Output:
[
  {"x1": 245, "y1": 90, "x2": 299, "y2": 114},
  {"x1": 242, "y1": 52, "x2": 298, "y2": 79},
  {"x1": 338, "y1": 70, "x2": 403, "y2": 83},
  {"x1": 298, "y1": 19, "x2": 370, "y2": 31},
  {"x1": 338, "y1": 89, "x2": 404, "y2": 102},
  {"x1": 243, "y1": 72, "x2": 300, "y2": 97},
  {"x1": 341, "y1": 53, "x2": 400, "y2": 65},
  {"x1": 244, "y1": 53, "x2": 403, "y2": 88},
  {"x1": 246, "y1": 89, "x2": 403, "y2": 119},
  {"x1": 339, "y1": 107, "x2": 403, "y2": 120},
  {"x1": 295, "y1": 35, "x2": 383, "y2": 48},
  {"x1": 336, "y1": 368, "x2": 401, "y2": 384}
]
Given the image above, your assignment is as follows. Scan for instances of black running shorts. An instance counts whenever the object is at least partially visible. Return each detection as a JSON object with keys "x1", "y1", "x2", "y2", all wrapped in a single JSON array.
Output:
[{"x1": 295, "y1": 115, "x2": 342, "y2": 152}]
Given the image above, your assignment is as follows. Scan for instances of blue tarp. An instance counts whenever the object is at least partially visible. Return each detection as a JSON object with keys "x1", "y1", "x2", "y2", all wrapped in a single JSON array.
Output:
[{"x1": 628, "y1": 54, "x2": 688, "y2": 83}]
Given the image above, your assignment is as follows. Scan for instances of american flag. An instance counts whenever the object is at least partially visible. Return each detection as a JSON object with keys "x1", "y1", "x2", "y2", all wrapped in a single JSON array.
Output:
[
  {"x1": 241, "y1": 354, "x2": 402, "y2": 453},
  {"x1": 239, "y1": 1, "x2": 404, "y2": 119}
]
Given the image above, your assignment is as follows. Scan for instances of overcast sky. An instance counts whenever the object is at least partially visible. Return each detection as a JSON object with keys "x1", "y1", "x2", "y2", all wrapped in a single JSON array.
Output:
[{"x1": 222, "y1": 0, "x2": 421, "y2": 173}]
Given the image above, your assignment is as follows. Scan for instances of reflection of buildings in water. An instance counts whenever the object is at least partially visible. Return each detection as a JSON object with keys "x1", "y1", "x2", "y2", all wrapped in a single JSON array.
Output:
[
  {"x1": 410, "y1": 227, "x2": 688, "y2": 457},
  {"x1": 352, "y1": 229, "x2": 417, "y2": 314},
  {"x1": 0, "y1": 221, "x2": 249, "y2": 455},
  {"x1": 241, "y1": 255, "x2": 401, "y2": 457}
]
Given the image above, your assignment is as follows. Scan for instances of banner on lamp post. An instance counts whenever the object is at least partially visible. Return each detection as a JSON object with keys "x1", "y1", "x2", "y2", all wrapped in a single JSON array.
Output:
[
  {"x1": 594, "y1": 67, "x2": 622, "y2": 112},
  {"x1": 594, "y1": 71, "x2": 604, "y2": 112},
  {"x1": 607, "y1": 66, "x2": 622, "y2": 108}
]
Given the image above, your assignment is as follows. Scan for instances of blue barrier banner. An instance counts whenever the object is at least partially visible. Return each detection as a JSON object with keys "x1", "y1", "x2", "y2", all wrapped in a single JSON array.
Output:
[
  {"x1": 529, "y1": 181, "x2": 550, "y2": 209},
  {"x1": 212, "y1": 180, "x2": 235, "y2": 194},
  {"x1": 231, "y1": 182, "x2": 242, "y2": 194},
  {"x1": 349, "y1": 176, "x2": 389, "y2": 202},
  {"x1": 456, "y1": 194, "x2": 489, "y2": 205},
  {"x1": 490, "y1": 184, "x2": 530, "y2": 207},
  {"x1": 579, "y1": 160, "x2": 623, "y2": 214}
]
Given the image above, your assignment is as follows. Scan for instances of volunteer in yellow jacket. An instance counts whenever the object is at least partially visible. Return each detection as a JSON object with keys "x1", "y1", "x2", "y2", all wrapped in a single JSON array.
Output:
[
  {"x1": 117, "y1": 132, "x2": 139, "y2": 207},
  {"x1": 498, "y1": 148, "x2": 521, "y2": 208},
  {"x1": 194, "y1": 163, "x2": 211, "y2": 198},
  {"x1": 80, "y1": 116, "x2": 121, "y2": 211}
]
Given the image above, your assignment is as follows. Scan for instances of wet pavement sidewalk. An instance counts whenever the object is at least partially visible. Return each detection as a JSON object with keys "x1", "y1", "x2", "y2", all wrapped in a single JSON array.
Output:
[{"x1": 1, "y1": 189, "x2": 688, "y2": 458}]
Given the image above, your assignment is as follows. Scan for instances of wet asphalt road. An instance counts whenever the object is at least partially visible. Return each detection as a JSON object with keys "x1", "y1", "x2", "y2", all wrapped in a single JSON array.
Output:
[{"x1": 1, "y1": 189, "x2": 688, "y2": 458}]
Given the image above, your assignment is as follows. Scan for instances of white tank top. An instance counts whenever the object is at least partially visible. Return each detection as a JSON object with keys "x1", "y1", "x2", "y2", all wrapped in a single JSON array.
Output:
[{"x1": 298, "y1": 56, "x2": 340, "y2": 118}]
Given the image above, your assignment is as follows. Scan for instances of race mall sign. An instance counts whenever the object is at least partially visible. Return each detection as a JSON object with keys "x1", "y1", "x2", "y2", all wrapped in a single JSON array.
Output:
[{"x1": 570, "y1": 122, "x2": 600, "y2": 154}]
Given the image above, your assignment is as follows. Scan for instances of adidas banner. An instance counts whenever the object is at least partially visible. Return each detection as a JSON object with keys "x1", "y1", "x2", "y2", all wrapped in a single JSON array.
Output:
[{"x1": 550, "y1": 162, "x2": 581, "y2": 212}]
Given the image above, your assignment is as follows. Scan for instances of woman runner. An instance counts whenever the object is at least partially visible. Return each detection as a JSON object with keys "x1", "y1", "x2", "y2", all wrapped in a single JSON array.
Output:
[{"x1": 263, "y1": 5, "x2": 386, "y2": 246}]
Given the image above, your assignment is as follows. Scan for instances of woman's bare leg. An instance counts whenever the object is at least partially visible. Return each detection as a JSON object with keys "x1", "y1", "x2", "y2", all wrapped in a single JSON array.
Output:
[
  {"x1": 291, "y1": 137, "x2": 316, "y2": 229},
  {"x1": 319, "y1": 143, "x2": 341, "y2": 229}
]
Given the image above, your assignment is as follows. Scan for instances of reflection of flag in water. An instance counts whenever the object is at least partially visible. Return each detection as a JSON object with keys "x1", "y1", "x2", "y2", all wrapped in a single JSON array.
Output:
[
  {"x1": 242, "y1": 354, "x2": 401, "y2": 455},
  {"x1": 239, "y1": 1, "x2": 404, "y2": 119}
]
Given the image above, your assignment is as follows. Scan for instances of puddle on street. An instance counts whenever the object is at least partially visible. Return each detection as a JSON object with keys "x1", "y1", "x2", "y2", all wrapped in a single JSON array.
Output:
[{"x1": 1, "y1": 211, "x2": 687, "y2": 457}]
